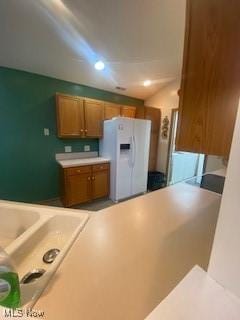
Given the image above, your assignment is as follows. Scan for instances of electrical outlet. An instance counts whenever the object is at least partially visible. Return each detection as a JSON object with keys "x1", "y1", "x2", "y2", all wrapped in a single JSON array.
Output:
[
  {"x1": 65, "y1": 146, "x2": 72, "y2": 153},
  {"x1": 84, "y1": 145, "x2": 90, "y2": 152},
  {"x1": 44, "y1": 128, "x2": 49, "y2": 136}
]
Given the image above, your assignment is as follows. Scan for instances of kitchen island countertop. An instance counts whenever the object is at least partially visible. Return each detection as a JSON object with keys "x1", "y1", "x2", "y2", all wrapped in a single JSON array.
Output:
[{"x1": 35, "y1": 182, "x2": 222, "y2": 320}]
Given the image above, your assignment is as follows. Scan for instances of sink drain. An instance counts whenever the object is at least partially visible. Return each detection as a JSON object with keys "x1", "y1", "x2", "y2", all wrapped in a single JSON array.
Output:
[
  {"x1": 20, "y1": 269, "x2": 46, "y2": 284},
  {"x1": 43, "y1": 248, "x2": 60, "y2": 264}
]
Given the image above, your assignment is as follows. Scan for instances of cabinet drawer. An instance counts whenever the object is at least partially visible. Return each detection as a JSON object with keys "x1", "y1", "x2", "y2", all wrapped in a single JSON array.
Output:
[
  {"x1": 92, "y1": 163, "x2": 109, "y2": 172},
  {"x1": 65, "y1": 165, "x2": 91, "y2": 176}
]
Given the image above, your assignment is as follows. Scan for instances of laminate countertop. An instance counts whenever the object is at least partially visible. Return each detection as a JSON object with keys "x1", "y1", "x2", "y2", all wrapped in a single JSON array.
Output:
[
  {"x1": 146, "y1": 266, "x2": 240, "y2": 320},
  {"x1": 35, "y1": 183, "x2": 222, "y2": 320},
  {"x1": 57, "y1": 157, "x2": 110, "y2": 168}
]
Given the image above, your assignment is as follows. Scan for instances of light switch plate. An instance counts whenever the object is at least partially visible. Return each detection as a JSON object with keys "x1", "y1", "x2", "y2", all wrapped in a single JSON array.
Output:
[
  {"x1": 84, "y1": 145, "x2": 90, "y2": 152},
  {"x1": 65, "y1": 146, "x2": 72, "y2": 153},
  {"x1": 44, "y1": 128, "x2": 49, "y2": 136}
]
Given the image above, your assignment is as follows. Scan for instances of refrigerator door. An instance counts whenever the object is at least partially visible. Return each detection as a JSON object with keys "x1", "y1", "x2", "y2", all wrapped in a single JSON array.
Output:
[
  {"x1": 131, "y1": 119, "x2": 151, "y2": 195},
  {"x1": 115, "y1": 118, "x2": 134, "y2": 201}
]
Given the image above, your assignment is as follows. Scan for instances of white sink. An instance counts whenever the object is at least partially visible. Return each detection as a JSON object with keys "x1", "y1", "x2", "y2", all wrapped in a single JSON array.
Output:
[
  {"x1": 11, "y1": 215, "x2": 83, "y2": 279},
  {"x1": 0, "y1": 200, "x2": 89, "y2": 308},
  {"x1": 0, "y1": 206, "x2": 39, "y2": 248}
]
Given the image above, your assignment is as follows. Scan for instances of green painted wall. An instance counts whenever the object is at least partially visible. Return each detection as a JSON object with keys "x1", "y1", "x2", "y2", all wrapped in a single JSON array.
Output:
[{"x1": 0, "y1": 67, "x2": 144, "y2": 203}]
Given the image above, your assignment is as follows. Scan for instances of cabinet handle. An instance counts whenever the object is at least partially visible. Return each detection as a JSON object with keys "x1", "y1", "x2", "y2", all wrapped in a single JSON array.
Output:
[
  {"x1": 77, "y1": 170, "x2": 81, "y2": 173},
  {"x1": 80, "y1": 129, "x2": 84, "y2": 133},
  {"x1": 92, "y1": 176, "x2": 95, "y2": 180},
  {"x1": 85, "y1": 129, "x2": 88, "y2": 133},
  {"x1": 87, "y1": 177, "x2": 91, "y2": 180}
]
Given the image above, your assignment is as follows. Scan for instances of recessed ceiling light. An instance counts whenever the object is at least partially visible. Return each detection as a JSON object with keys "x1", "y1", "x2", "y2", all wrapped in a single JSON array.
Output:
[
  {"x1": 94, "y1": 60, "x2": 105, "y2": 71},
  {"x1": 143, "y1": 80, "x2": 152, "y2": 87}
]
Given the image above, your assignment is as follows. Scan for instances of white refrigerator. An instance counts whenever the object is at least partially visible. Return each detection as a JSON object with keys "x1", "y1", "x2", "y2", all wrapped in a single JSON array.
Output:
[{"x1": 99, "y1": 117, "x2": 151, "y2": 202}]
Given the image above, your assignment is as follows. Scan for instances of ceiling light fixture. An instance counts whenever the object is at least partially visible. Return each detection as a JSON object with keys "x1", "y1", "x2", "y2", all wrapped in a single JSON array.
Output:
[
  {"x1": 143, "y1": 80, "x2": 152, "y2": 87},
  {"x1": 94, "y1": 60, "x2": 105, "y2": 71}
]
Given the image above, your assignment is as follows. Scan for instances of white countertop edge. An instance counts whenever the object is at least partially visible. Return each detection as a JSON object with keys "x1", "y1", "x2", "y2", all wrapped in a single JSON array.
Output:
[
  {"x1": 145, "y1": 265, "x2": 240, "y2": 320},
  {"x1": 57, "y1": 157, "x2": 110, "y2": 168}
]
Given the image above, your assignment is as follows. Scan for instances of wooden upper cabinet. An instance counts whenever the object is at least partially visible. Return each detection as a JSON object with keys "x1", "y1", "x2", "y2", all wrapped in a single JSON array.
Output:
[
  {"x1": 176, "y1": 0, "x2": 240, "y2": 156},
  {"x1": 56, "y1": 94, "x2": 104, "y2": 138},
  {"x1": 121, "y1": 106, "x2": 136, "y2": 118},
  {"x1": 104, "y1": 102, "x2": 121, "y2": 120},
  {"x1": 56, "y1": 94, "x2": 84, "y2": 138},
  {"x1": 135, "y1": 106, "x2": 145, "y2": 119},
  {"x1": 84, "y1": 99, "x2": 104, "y2": 137},
  {"x1": 56, "y1": 93, "x2": 139, "y2": 138}
]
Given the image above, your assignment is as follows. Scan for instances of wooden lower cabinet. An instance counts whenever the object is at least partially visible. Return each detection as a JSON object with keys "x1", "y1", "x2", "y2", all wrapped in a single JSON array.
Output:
[
  {"x1": 92, "y1": 170, "x2": 109, "y2": 200},
  {"x1": 61, "y1": 163, "x2": 110, "y2": 207},
  {"x1": 66, "y1": 173, "x2": 92, "y2": 206}
]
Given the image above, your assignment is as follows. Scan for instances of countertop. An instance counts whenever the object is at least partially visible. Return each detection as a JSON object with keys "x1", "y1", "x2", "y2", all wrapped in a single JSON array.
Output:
[
  {"x1": 57, "y1": 157, "x2": 110, "y2": 168},
  {"x1": 146, "y1": 266, "x2": 240, "y2": 320},
  {"x1": 35, "y1": 183, "x2": 222, "y2": 320}
]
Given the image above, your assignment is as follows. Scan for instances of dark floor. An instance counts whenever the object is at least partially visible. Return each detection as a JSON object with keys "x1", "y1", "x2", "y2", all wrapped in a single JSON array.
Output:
[
  {"x1": 39, "y1": 191, "x2": 154, "y2": 211},
  {"x1": 40, "y1": 197, "x2": 116, "y2": 211}
]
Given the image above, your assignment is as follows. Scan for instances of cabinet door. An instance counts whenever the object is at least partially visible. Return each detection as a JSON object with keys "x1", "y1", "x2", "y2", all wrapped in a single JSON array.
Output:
[
  {"x1": 176, "y1": 0, "x2": 240, "y2": 156},
  {"x1": 104, "y1": 103, "x2": 121, "y2": 120},
  {"x1": 56, "y1": 94, "x2": 84, "y2": 137},
  {"x1": 144, "y1": 107, "x2": 161, "y2": 134},
  {"x1": 66, "y1": 172, "x2": 92, "y2": 206},
  {"x1": 121, "y1": 106, "x2": 136, "y2": 118},
  {"x1": 135, "y1": 106, "x2": 145, "y2": 119},
  {"x1": 92, "y1": 165, "x2": 109, "y2": 200},
  {"x1": 148, "y1": 132, "x2": 159, "y2": 171},
  {"x1": 144, "y1": 107, "x2": 160, "y2": 171},
  {"x1": 84, "y1": 99, "x2": 104, "y2": 137}
]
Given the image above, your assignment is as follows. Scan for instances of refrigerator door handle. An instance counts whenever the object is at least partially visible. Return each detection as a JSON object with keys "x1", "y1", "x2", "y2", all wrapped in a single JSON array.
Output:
[
  {"x1": 130, "y1": 136, "x2": 134, "y2": 167},
  {"x1": 132, "y1": 135, "x2": 136, "y2": 167}
]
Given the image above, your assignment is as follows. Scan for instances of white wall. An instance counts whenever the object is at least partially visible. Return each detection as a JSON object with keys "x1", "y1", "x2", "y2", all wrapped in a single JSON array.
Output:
[
  {"x1": 146, "y1": 79, "x2": 180, "y2": 108},
  {"x1": 145, "y1": 79, "x2": 180, "y2": 173},
  {"x1": 208, "y1": 104, "x2": 240, "y2": 299}
]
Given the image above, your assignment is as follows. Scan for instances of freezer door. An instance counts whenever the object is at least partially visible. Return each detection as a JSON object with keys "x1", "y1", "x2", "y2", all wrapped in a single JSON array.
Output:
[
  {"x1": 115, "y1": 118, "x2": 134, "y2": 201},
  {"x1": 131, "y1": 119, "x2": 151, "y2": 195},
  {"x1": 99, "y1": 119, "x2": 118, "y2": 201}
]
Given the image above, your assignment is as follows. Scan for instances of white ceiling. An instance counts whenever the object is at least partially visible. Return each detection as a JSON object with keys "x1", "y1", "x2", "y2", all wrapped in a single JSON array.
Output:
[{"x1": 0, "y1": 0, "x2": 186, "y2": 100}]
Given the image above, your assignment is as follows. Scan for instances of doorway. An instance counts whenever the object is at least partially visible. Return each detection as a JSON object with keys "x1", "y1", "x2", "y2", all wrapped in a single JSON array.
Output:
[{"x1": 167, "y1": 109, "x2": 205, "y2": 185}]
